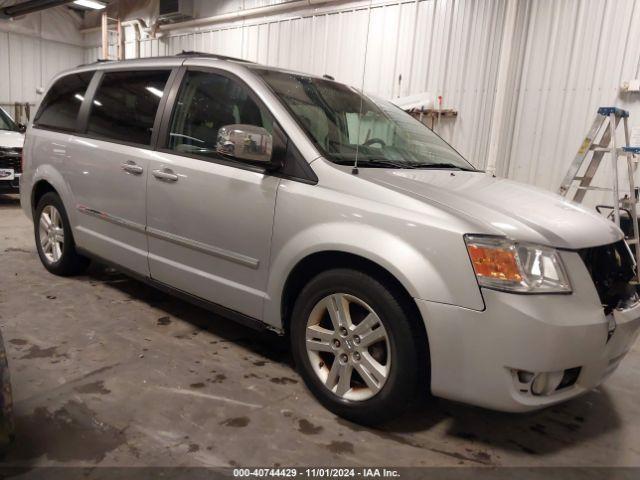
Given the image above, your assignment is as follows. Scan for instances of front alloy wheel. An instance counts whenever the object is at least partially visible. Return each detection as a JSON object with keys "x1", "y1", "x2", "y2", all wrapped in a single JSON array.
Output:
[
  {"x1": 306, "y1": 293, "x2": 390, "y2": 401},
  {"x1": 291, "y1": 268, "x2": 427, "y2": 425}
]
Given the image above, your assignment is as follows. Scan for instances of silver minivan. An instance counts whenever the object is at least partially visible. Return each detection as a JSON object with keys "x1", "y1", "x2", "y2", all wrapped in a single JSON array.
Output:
[{"x1": 20, "y1": 53, "x2": 640, "y2": 424}]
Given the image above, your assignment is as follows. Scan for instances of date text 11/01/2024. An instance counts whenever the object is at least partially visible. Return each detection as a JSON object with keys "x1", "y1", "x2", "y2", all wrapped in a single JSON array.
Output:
[{"x1": 233, "y1": 468, "x2": 401, "y2": 478}]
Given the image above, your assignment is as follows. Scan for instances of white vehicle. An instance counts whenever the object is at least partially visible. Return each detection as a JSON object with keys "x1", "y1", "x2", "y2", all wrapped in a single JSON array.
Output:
[{"x1": 0, "y1": 107, "x2": 25, "y2": 194}]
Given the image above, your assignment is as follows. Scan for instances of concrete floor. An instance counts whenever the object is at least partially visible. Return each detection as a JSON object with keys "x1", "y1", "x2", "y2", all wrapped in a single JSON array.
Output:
[{"x1": 0, "y1": 194, "x2": 640, "y2": 469}]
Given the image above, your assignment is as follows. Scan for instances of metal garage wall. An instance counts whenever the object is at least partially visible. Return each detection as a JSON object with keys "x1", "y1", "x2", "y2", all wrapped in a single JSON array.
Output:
[
  {"x1": 83, "y1": 0, "x2": 640, "y2": 197},
  {"x1": 500, "y1": 0, "x2": 640, "y2": 203},
  {"x1": 0, "y1": 7, "x2": 85, "y2": 106},
  {"x1": 0, "y1": 32, "x2": 84, "y2": 104}
]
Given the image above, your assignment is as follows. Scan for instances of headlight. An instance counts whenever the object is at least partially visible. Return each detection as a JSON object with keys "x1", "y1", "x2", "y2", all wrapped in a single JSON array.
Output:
[{"x1": 464, "y1": 235, "x2": 572, "y2": 293}]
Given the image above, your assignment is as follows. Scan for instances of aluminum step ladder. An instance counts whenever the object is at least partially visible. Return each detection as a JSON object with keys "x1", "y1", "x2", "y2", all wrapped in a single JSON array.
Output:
[{"x1": 559, "y1": 107, "x2": 640, "y2": 273}]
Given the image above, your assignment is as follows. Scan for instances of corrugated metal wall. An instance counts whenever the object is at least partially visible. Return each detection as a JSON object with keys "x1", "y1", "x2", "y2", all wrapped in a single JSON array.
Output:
[
  {"x1": 0, "y1": 32, "x2": 84, "y2": 104},
  {"x1": 82, "y1": 0, "x2": 640, "y2": 198},
  {"x1": 0, "y1": 7, "x2": 85, "y2": 107},
  {"x1": 503, "y1": 0, "x2": 640, "y2": 205}
]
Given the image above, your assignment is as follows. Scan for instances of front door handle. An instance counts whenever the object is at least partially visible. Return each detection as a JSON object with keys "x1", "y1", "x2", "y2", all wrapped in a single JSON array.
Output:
[
  {"x1": 121, "y1": 161, "x2": 143, "y2": 175},
  {"x1": 152, "y1": 168, "x2": 179, "y2": 182}
]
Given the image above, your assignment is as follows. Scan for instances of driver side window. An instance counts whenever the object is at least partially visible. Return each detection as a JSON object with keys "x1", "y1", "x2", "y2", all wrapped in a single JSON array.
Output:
[{"x1": 168, "y1": 70, "x2": 274, "y2": 159}]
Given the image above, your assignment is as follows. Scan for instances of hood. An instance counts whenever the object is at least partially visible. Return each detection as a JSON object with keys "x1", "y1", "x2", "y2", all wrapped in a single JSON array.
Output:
[
  {"x1": 0, "y1": 130, "x2": 24, "y2": 149},
  {"x1": 359, "y1": 169, "x2": 622, "y2": 249}
]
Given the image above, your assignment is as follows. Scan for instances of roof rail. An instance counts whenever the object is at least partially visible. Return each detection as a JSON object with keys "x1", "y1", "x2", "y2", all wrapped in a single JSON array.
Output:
[
  {"x1": 177, "y1": 50, "x2": 255, "y2": 64},
  {"x1": 76, "y1": 58, "x2": 113, "y2": 67},
  {"x1": 75, "y1": 51, "x2": 256, "y2": 69}
]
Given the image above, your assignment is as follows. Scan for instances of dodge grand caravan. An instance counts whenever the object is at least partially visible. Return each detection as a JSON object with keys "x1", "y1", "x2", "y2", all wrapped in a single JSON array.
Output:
[{"x1": 20, "y1": 53, "x2": 640, "y2": 424}]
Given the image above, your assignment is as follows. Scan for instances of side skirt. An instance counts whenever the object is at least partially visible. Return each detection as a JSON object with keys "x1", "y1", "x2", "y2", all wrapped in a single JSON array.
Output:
[{"x1": 76, "y1": 247, "x2": 284, "y2": 335}]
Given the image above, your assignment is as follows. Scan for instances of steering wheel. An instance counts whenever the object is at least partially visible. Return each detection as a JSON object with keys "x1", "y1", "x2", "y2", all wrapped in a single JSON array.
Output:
[{"x1": 363, "y1": 137, "x2": 387, "y2": 148}]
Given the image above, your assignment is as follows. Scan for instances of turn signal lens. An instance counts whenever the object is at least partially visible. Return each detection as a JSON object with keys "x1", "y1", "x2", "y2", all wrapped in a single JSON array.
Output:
[
  {"x1": 465, "y1": 235, "x2": 572, "y2": 293},
  {"x1": 467, "y1": 243, "x2": 522, "y2": 283}
]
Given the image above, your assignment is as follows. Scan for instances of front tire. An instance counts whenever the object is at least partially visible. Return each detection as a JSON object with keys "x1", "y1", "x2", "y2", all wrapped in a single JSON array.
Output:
[
  {"x1": 34, "y1": 192, "x2": 89, "y2": 276},
  {"x1": 290, "y1": 268, "x2": 427, "y2": 425}
]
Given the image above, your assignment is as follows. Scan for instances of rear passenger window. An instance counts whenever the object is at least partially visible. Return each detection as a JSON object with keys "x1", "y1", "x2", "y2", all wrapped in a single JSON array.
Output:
[
  {"x1": 87, "y1": 70, "x2": 171, "y2": 146},
  {"x1": 34, "y1": 72, "x2": 93, "y2": 132},
  {"x1": 168, "y1": 71, "x2": 274, "y2": 158}
]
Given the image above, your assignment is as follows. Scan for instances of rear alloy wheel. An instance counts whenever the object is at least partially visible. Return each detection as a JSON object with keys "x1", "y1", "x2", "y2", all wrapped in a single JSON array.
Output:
[
  {"x1": 291, "y1": 268, "x2": 426, "y2": 425},
  {"x1": 38, "y1": 205, "x2": 65, "y2": 264},
  {"x1": 34, "y1": 192, "x2": 89, "y2": 276}
]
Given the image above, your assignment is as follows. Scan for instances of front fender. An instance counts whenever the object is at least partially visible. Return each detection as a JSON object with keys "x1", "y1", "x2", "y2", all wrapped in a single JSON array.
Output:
[{"x1": 263, "y1": 221, "x2": 485, "y2": 328}]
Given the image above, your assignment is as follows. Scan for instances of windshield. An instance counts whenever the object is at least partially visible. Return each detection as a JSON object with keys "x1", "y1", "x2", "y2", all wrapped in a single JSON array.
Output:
[
  {"x1": 253, "y1": 68, "x2": 474, "y2": 170},
  {"x1": 0, "y1": 108, "x2": 18, "y2": 132}
]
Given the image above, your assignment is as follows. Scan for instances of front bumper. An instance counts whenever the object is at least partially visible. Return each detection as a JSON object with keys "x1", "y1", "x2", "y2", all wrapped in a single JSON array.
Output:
[{"x1": 416, "y1": 250, "x2": 640, "y2": 412}]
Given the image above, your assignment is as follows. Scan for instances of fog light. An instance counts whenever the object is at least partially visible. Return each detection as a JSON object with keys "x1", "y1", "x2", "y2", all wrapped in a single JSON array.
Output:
[
  {"x1": 531, "y1": 374, "x2": 547, "y2": 395},
  {"x1": 531, "y1": 371, "x2": 564, "y2": 396}
]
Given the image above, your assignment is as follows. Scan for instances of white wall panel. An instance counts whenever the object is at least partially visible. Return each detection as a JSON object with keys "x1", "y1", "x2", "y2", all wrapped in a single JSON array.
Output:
[
  {"x1": 82, "y1": 0, "x2": 640, "y2": 198},
  {"x1": 0, "y1": 32, "x2": 84, "y2": 104},
  {"x1": 504, "y1": 0, "x2": 640, "y2": 203}
]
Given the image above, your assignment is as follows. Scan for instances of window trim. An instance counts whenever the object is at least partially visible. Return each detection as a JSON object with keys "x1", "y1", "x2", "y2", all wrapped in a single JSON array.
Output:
[
  {"x1": 72, "y1": 67, "x2": 179, "y2": 151},
  {"x1": 76, "y1": 70, "x2": 103, "y2": 132},
  {"x1": 156, "y1": 65, "x2": 318, "y2": 184},
  {"x1": 32, "y1": 71, "x2": 96, "y2": 134}
]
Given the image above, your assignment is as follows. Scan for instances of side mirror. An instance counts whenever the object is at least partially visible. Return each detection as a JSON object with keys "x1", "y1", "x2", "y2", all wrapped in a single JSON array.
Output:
[
  {"x1": 17, "y1": 123, "x2": 26, "y2": 133},
  {"x1": 216, "y1": 124, "x2": 273, "y2": 164}
]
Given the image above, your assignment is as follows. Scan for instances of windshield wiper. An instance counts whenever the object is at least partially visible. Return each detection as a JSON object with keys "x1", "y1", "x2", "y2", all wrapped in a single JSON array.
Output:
[
  {"x1": 420, "y1": 163, "x2": 475, "y2": 171},
  {"x1": 333, "y1": 158, "x2": 474, "y2": 170},
  {"x1": 341, "y1": 159, "x2": 419, "y2": 169}
]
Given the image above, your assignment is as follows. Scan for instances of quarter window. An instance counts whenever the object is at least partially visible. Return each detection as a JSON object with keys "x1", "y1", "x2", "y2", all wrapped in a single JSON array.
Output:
[
  {"x1": 87, "y1": 70, "x2": 171, "y2": 146},
  {"x1": 168, "y1": 71, "x2": 274, "y2": 159},
  {"x1": 34, "y1": 72, "x2": 94, "y2": 132}
]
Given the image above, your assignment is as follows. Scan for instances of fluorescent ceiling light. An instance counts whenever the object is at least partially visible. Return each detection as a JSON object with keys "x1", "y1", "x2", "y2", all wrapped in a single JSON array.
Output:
[
  {"x1": 73, "y1": 0, "x2": 107, "y2": 10},
  {"x1": 146, "y1": 86, "x2": 164, "y2": 98}
]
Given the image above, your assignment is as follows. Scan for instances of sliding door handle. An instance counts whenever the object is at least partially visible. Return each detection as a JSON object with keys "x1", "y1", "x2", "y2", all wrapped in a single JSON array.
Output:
[
  {"x1": 121, "y1": 161, "x2": 143, "y2": 175},
  {"x1": 152, "y1": 168, "x2": 179, "y2": 182}
]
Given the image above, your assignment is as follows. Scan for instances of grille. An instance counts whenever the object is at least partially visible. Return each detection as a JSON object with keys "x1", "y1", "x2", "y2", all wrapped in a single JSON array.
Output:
[
  {"x1": 578, "y1": 239, "x2": 638, "y2": 314},
  {"x1": 0, "y1": 147, "x2": 22, "y2": 173}
]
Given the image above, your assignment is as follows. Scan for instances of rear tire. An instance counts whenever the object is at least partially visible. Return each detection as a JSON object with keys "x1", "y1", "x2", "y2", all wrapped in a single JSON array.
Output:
[
  {"x1": 290, "y1": 268, "x2": 427, "y2": 425},
  {"x1": 34, "y1": 192, "x2": 89, "y2": 276}
]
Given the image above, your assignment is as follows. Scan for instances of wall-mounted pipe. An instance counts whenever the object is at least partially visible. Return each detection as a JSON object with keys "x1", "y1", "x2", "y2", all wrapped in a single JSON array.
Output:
[
  {"x1": 101, "y1": 10, "x2": 108, "y2": 59},
  {"x1": 131, "y1": 20, "x2": 141, "y2": 58},
  {"x1": 158, "y1": 0, "x2": 339, "y2": 32},
  {"x1": 0, "y1": 0, "x2": 74, "y2": 19},
  {"x1": 80, "y1": 0, "x2": 341, "y2": 36}
]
